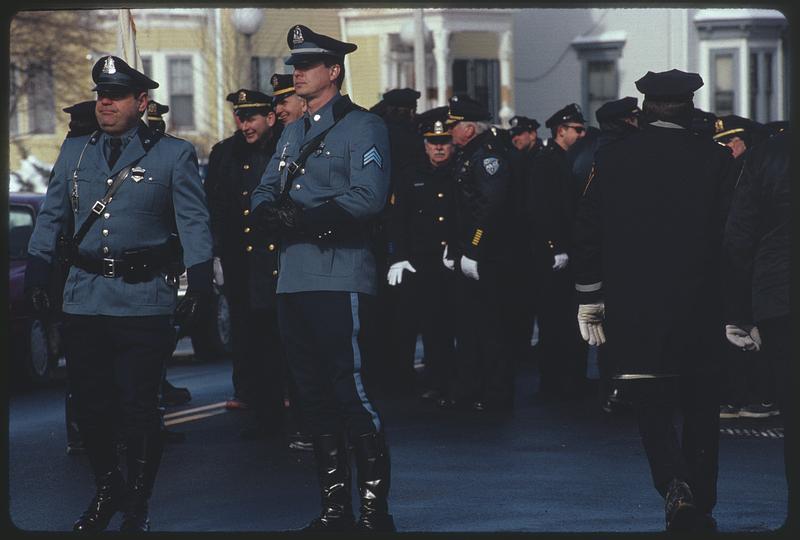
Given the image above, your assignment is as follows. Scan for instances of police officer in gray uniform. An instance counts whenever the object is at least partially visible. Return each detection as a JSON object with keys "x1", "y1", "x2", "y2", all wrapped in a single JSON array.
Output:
[
  {"x1": 24, "y1": 55, "x2": 213, "y2": 532},
  {"x1": 251, "y1": 25, "x2": 394, "y2": 532}
]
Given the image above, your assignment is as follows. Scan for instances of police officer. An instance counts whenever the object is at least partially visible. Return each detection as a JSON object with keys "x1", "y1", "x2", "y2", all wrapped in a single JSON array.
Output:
[
  {"x1": 505, "y1": 115, "x2": 542, "y2": 367},
  {"x1": 722, "y1": 128, "x2": 793, "y2": 528},
  {"x1": 371, "y1": 87, "x2": 425, "y2": 395},
  {"x1": 251, "y1": 25, "x2": 394, "y2": 532},
  {"x1": 145, "y1": 101, "x2": 169, "y2": 133},
  {"x1": 24, "y1": 55, "x2": 213, "y2": 532},
  {"x1": 440, "y1": 94, "x2": 515, "y2": 412},
  {"x1": 384, "y1": 110, "x2": 457, "y2": 401},
  {"x1": 573, "y1": 69, "x2": 733, "y2": 531},
  {"x1": 271, "y1": 72, "x2": 307, "y2": 127},
  {"x1": 526, "y1": 103, "x2": 587, "y2": 401},
  {"x1": 204, "y1": 89, "x2": 285, "y2": 439},
  {"x1": 569, "y1": 97, "x2": 640, "y2": 411}
]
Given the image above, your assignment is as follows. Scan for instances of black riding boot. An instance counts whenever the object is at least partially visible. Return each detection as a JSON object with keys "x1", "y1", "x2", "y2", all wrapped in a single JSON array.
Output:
[
  {"x1": 73, "y1": 428, "x2": 125, "y2": 532},
  {"x1": 119, "y1": 431, "x2": 164, "y2": 532},
  {"x1": 301, "y1": 433, "x2": 355, "y2": 531},
  {"x1": 353, "y1": 432, "x2": 396, "y2": 532}
]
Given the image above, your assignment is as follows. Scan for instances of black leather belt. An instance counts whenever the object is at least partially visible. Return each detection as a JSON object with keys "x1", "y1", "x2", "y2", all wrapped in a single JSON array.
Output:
[{"x1": 72, "y1": 252, "x2": 146, "y2": 279}]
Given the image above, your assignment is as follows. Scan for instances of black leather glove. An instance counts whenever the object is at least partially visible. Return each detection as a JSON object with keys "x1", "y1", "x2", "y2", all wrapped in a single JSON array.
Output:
[
  {"x1": 253, "y1": 202, "x2": 283, "y2": 233},
  {"x1": 175, "y1": 260, "x2": 214, "y2": 334},
  {"x1": 28, "y1": 286, "x2": 51, "y2": 316},
  {"x1": 276, "y1": 197, "x2": 304, "y2": 230}
]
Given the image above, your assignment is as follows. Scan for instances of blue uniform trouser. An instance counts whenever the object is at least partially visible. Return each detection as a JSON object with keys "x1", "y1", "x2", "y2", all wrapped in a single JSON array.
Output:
[
  {"x1": 277, "y1": 291, "x2": 383, "y2": 440},
  {"x1": 63, "y1": 314, "x2": 174, "y2": 442}
]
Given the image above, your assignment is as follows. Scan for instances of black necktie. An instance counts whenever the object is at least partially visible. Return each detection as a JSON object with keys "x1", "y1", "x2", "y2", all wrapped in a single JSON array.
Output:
[
  {"x1": 108, "y1": 138, "x2": 122, "y2": 169},
  {"x1": 303, "y1": 117, "x2": 311, "y2": 134}
]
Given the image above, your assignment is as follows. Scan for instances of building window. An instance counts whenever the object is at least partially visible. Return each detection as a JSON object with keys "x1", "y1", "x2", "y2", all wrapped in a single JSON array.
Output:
[
  {"x1": 587, "y1": 60, "x2": 617, "y2": 125},
  {"x1": 571, "y1": 33, "x2": 625, "y2": 127},
  {"x1": 168, "y1": 57, "x2": 194, "y2": 129},
  {"x1": 141, "y1": 56, "x2": 152, "y2": 79},
  {"x1": 251, "y1": 57, "x2": 282, "y2": 93},
  {"x1": 27, "y1": 62, "x2": 55, "y2": 134},
  {"x1": 452, "y1": 59, "x2": 500, "y2": 122},
  {"x1": 712, "y1": 51, "x2": 736, "y2": 116},
  {"x1": 750, "y1": 49, "x2": 775, "y2": 123}
]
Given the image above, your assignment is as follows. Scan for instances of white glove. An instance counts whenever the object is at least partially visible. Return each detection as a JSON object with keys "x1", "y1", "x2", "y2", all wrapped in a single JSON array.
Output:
[
  {"x1": 552, "y1": 252, "x2": 569, "y2": 271},
  {"x1": 577, "y1": 303, "x2": 606, "y2": 346},
  {"x1": 387, "y1": 260, "x2": 416, "y2": 286},
  {"x1": 725, "y1": 324, "x2": 762, "y2": 352},
  {"x1": 460, "y1": 255, "x2": 480, "y2": 280},
  {"x1": 442, "y1": 245, "x2": 455, "y2": 271},
  {"x1": 213, "y1": 256, "x2": 224, "y2": 286}
]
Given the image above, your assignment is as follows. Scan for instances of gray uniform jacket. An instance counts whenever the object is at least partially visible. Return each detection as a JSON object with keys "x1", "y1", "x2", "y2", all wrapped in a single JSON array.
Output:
[
  {"x1": 28, "y1": 121, "x2": 212, "y2": 316},
  {"x1": 251, "y1": 93, "x2": 390, "y2": 295}
]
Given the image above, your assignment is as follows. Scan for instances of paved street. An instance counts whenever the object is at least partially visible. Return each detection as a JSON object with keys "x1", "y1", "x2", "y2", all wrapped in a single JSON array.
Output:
[{"x1": 8, "y1": 347, "x2": 788, "y2": 533}]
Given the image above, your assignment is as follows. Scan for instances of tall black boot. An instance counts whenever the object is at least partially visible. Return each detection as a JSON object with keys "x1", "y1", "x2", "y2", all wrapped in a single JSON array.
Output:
[
  {"x1": 119, "y1": 431, "x2": 164, "y2": 532},
  {"x1": 353, "y1": 432, "x2": 396, "y2": 532},
  {"x1": 301, "y1": 433, "x2": 355, "y2": 531},
  {"x1": 73, "y1": 428, "x2": 125, "y2": 532}
]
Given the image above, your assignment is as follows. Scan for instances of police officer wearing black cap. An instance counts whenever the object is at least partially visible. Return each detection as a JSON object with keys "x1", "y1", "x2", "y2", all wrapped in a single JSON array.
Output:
[
  {"x1": 64, "y1": 101, "x2": 100, "y2": 138},
  {"x1": 24, "y1": 55, "x2": 213, "y2": 532},
  {"x1": 568, "y1": 97, "x2": 641, "y2": 411},
  {"x1": 440, "y1": 94, "x2": 516, "y2": 412},
  {"x1": 204, "y1": 89, "x2": 286, "y2": 439},
  {"x1": 251, "y1": 25, "x2": 395, "y2": 532},
  {"x1": 271, "y1": 73, "x2": 307, "y2": 127},
  {"x1": 505, "y1": 115, "x2": 542, "y2": 366},
  {"x1": 573, "y1": 69, "x2": 733, "y2": 531},
  {"x1": 145, "y1": 101, "x2": 169, "y2": 133},
  {"x1": 384, "y1": 109, "x2": 457, "y2": 400},
  {"x1": 524, "y1": 103, "x2": 588, "y2": 401}
]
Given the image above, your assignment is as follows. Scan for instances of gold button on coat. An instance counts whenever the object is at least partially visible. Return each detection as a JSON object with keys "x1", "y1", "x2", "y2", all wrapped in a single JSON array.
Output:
[
  {"x1": 272, "y1": 270, "x2": 278, "y2": 276},
  {"x1": 103, "y1": 246, "x2": 110, "y2": 254},
  {"x1": 244, "y1": 227, "x2": 251, "y2": 233},
  {"x1": 268, "y1": 244, "x2": 275, "y2": 251},
  {"x1": 437, "y1": 193, "x2": 444, "y2": 198},
  {"x1": 243, "y1": 209, "x2": 250, "y2": 216},
  {"x1": 243, "y1": 164, "x2": 250, "y2": 170},
  {"x1": 438, "y1": 216, "x2": 445, "y2": 222},
  {"x1": 246, "y1": 245, "x2": 253, "y2": 252},
  {"x1": 242, "y1": 190, "x2": 248, "y2": 196}
]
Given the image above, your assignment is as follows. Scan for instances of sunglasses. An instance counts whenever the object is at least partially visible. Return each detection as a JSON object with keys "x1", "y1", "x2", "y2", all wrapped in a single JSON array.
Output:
[{"x1": 565, "y1": 124, "x2": 586, "y2": 134}]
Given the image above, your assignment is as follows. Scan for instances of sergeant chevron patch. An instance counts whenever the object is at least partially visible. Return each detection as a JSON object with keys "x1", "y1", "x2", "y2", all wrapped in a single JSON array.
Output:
[{"x1": 363, "y1": 146, "x2": 383, "y2": 169}]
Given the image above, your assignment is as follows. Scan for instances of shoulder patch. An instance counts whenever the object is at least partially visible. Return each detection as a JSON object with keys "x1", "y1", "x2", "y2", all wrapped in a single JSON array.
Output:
[
  {"x1": 363, "y1": 145, "x2": 383, "y2": 169},
  {"x1": 483, "y1": 157, "x2": 499, "y2": 175}
]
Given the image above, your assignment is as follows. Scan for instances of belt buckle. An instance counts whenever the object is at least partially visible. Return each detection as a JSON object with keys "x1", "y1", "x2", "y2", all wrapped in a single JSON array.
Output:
[
  {"x1": 286, "y1": 161, "x2": 299, "y2": 175},
  {"x1": 92, "y1": 200, "x2": 107, "y2": 215},
  {"x1": 102, "y1": 258, "x2": 116, "y2": 278}
]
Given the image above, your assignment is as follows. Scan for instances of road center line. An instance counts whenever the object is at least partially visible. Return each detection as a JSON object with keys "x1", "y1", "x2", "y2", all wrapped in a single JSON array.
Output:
[
  {"x1": 163, "y1": 401, "x2": 227, "y2": 420},
  {"x1": 165, "y1": 409, "x2": 227, "y2": 426}
]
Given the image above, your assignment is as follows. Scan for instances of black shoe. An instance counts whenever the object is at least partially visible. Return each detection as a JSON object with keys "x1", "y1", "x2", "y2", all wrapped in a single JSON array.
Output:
[
  {"x1": 353, "y1": 432, "x2": 396, "y2": 532},
  {"x1": 436, "y1": 397, "x2": 456, "y2": 409},
  {"x1": 73, "y1": 469, "x2": 126, "y2": 532},
  {"x1": 665, "y1": 479, "x2": 698, "y2": 532},
  {"x1": 288, "y1": 432, "x2": 314, "y2": 452},
  {"x1": 693, "y1": 513, "x2": 717, "y2": 531}
]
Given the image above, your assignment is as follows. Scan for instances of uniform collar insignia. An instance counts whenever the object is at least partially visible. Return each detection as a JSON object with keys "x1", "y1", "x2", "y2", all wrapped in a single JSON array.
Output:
[
  {"x1": 293, "y1": 26, "x2": 304, "y2": 45},
  {"x1": 103, "y1": 56, "x2": 116, "y2": 75}
]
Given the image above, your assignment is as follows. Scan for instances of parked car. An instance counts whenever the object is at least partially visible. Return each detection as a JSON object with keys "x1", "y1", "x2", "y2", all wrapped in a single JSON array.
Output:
[
  {"x1": 176, "y1": 272, "x2": 232, "y2": 362},
  {"x1": 9, "y1": 192, "x2": 64, "y2": 383}
]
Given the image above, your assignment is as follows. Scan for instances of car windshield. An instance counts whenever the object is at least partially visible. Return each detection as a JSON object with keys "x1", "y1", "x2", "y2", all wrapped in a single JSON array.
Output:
[{"x1": 9, "y1": 205, "x2": 34, "y2": 261}]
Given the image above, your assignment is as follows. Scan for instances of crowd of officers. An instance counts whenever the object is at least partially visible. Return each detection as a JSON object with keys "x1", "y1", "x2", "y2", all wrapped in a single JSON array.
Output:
[{"x1": 24, "y1": 22, "x2": 791, "y2": 533}]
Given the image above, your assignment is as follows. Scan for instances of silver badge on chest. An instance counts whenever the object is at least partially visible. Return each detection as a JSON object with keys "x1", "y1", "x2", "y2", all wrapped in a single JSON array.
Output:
[{"x1": 131, "y1": 166, "x2": 146, "y2": 183}]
